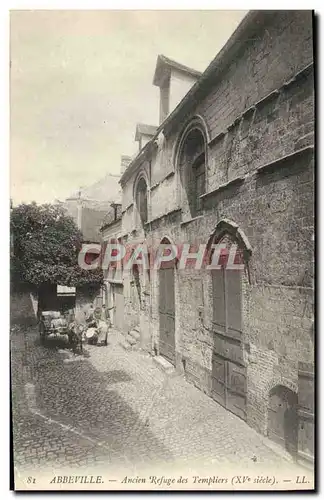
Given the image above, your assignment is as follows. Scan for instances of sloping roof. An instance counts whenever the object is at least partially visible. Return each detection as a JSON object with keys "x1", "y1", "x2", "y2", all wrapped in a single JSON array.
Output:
[
  {"x1": 57, "y1": 172, "x2": 122, "y2": 242},
  {"x1": 158, "y1": 11, "x2": 272, "y2": 136},
  {"x1": 119, "y1": 140, "x2": 158, "y2": 186},
  {"x1": 135, "y1": 123, "x2": 158, "y2": 141},
  {"x1": 153, "y1": 54, "x2": 202, "y2": 86},
  {"x1": 68, "y1": 173, "x2": 121, "y2": 204},
  {"x1": 121, "y1": 11, "x2": 265, "y2": 186}
]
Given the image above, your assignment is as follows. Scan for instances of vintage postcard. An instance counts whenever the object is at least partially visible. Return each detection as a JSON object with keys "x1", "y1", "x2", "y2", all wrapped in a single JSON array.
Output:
[{"x1": 10, "y1": 9, "x2": 315, "y2": 491}]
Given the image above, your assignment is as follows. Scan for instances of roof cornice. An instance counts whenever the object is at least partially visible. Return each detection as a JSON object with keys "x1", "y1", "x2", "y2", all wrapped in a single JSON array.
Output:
[
  {"x1": 119, "y1": 140, "x2": 158, "y2": 186},
  {"x1": 153, "y1": 54, "x2": 202, "y2": 87},
  {"x1": 134, "y1": 123, "x2": 158, "y2": 141},
  {"x1": 120, "y1": 11, "x2": 275, "y2": 186},
  {"x1": 160, "y1": 10, "x2": 273, "y2": 136}
]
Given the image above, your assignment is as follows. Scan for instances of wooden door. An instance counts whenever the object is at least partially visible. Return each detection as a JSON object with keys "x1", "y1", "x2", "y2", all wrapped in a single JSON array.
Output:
[
  {"x1": 267, "y1": 385, "x2": 298, "y2": 456},
  {"x1": 113, "y1": 284, "x2": 124, "y2": 331},
  {"x1": 159, "y1": 266, "x2": 175, "y2": 365},
  {"x1": 297, "y1": 362, "x2": 314, "y2": 464},
  {"x1": 211, "y1": 267, "x2": 247, "y2": 420}
]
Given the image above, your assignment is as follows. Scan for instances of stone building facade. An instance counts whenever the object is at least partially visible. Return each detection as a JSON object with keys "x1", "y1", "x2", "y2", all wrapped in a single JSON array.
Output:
[
  {"x1": 118, "y1": 11, "x2": 314, "y2": 463},
  {"x1": 100, "y1": 200, "x2": 124, "y2": 331},
  {"x1": 55, "y1": 173, "x2": 122, "y2": 316}
]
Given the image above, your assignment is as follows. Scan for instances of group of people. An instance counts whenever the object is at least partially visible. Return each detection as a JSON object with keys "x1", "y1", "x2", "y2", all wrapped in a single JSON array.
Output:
[
  {"x1": 66, "y1": 303, "x2": 113, "y2": 347},
  {"x1": 84, "y1": 303, "x2": 112, "y2": 346}
]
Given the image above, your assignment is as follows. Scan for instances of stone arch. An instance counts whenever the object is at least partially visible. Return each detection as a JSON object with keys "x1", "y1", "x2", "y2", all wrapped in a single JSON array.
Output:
[
  {"x1": 267, "y1": 384, "x2": 298, "y2": 457},
  {"x1": 174, "y1": 116, "x2": 209, "y2": 219},
  {"x1": 265, "y1": 376, "x2": 298, "y2": 395},
  {"x1": 207, "y1": 218, "x2": 252, "y2": 260},
  {"x1": 133, "y1": 171, "x2": 149, "y2": 225},
  {"x1": 133, "y1": 168, "x2": 150, "y2": 203},
  {"x1": 158, "y1": 235, "x2": 179, "y2": 268},
  {"x1": 173, "y1": 114, "x2": 210, "y2": 168},
  {"x1": 206, "y1": 219, "x2": 253, "y2": 284},
  {"x1": 206, "y1": 219, "x2": 251, "y2": 420},
  {"x1": 160, "y1": 235, "x2": 175, "y2": 246}
]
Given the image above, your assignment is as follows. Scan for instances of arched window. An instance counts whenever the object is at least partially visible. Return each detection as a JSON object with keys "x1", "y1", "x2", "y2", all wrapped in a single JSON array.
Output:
[
  {"x1": 135, "y1": 177, "x2": 148, "y2": 225},
  {"x1": 178, "y1": 127, "x2": 206, "y2": 218},
  {"x1": 192, "y1": 152, "x2": 206, "y2": 215}
]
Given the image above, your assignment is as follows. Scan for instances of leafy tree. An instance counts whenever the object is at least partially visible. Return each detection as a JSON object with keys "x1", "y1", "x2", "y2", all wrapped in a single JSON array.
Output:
[{"x1": 10, "y1": 202, "x2": 103, "y2": 288}]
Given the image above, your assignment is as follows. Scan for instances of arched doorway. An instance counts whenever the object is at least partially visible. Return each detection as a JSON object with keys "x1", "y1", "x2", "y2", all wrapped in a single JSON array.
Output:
[
  {"x1": 207, "y1": 219, "x2": 252, "y2": 421},
  {"x1": 268, "y1": 385, "x2": 298, "y2": 456},
  {"x1": 158, "y1": 237, "x2": 176, "y2": 366}
]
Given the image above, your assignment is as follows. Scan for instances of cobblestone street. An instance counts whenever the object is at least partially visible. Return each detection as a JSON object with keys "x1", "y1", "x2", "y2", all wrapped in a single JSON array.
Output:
[{"x1": 11, "y1": 326, "x2": 308, "y2": 489}]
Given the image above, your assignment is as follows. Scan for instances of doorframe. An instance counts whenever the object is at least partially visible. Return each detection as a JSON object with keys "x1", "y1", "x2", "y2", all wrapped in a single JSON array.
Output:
[
  {"x1": 267, "y1": 384, "x2": 299, "y2": 456},
  {"x1": 207, "y1": 220, "x2": 252, "y2": 421},
  {"x1": 158, "y1": 236, "x2": 177, "y2": 365}
]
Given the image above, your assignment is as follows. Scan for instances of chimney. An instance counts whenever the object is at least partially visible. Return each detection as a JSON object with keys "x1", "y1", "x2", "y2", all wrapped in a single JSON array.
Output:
[
  {"x1": 159, "y1": 82, "x2": 170, "y2": 125},
  {"x1": 121, "y1": 155, "x2": 132, "y2": 175},
  {"x1": 153, "y1": 55, "x2": 202, "y2": 125}
]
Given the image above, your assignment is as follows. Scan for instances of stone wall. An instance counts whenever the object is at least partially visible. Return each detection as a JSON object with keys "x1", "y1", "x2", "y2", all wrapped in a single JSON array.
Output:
[
  {"x1": 75, "y1": 286, "x2": 102, "y2": 322},
  {"x1": 120, "y1": 10, "x2": 314, "y2": 440},
  {"x1": 10, "y1": 287, "x2": 38, "y2": 327}
]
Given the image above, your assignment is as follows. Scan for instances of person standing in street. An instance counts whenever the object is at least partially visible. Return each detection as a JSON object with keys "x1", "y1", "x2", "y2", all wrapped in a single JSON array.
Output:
[
  {"x1": 96, "y1": 303, "x2": 114, "y2": 346},
  {"x1": 85, "y1": 304, "x2": 99, "y2": 344}
]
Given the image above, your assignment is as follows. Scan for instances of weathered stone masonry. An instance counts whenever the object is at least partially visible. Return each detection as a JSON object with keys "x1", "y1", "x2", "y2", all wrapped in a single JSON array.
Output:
[{"x1": 119, "y1": 11, "x2": 314, "y2": 462}]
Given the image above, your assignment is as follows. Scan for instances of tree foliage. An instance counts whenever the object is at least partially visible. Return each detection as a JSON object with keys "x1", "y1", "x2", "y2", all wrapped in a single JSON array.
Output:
[{"x1": 11, "y1": 202, "x2": 103, "y2": 287}]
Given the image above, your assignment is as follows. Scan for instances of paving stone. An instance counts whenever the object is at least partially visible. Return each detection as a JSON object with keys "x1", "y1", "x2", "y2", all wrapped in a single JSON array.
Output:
[{"x1": 11, "y1": 327, "x2": 305, "y2": 479}]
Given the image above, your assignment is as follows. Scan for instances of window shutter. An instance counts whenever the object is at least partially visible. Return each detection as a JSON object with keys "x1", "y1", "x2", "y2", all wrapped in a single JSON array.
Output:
[{"x1": 225, "y1": 269, "x2": 242, "y2": 338}]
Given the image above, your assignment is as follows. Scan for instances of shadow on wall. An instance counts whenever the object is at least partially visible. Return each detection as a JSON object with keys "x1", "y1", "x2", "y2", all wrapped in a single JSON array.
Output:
[{"x1": 267, "y1": 384, "x2": 298, "y2": 458}]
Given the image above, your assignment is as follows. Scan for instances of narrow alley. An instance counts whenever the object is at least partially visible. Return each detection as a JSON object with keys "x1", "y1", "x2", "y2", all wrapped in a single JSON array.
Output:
[{"x1": 11, "y1": 326, "x2": 309, "y2": 490}]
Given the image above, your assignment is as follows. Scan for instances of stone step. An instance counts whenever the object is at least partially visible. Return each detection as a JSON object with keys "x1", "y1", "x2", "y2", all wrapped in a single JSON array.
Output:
[
  {"x1": 119, "y1": 338, "x2": 131, "y2": 351},
  {"x1": 153, "y1": 355, "x2": 176, "y2": 375},
  {"x1": 129, "y1": 329, "x2": 140, "y2": 341},
  {"x1": 126, "y1": 334, "x2": 137, "y2": 346}
]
